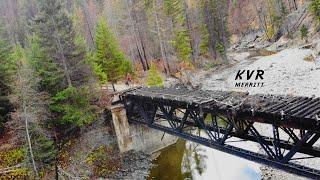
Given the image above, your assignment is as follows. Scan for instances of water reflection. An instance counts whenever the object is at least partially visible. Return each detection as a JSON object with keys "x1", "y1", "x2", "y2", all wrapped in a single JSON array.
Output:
[
  {"x1": 149, "y1": 139, "x2": 261, "y2": 180},
  {"x1": 182, "y1": 141, "x2": 207, "y2": 178},
  {"x1": 149, "y1": 140, "x2": 190, "y2": 179}
]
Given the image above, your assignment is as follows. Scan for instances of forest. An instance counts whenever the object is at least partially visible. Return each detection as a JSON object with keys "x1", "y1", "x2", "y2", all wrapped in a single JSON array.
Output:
[{"x1": 0, "y1": 0, "x2": 319, "y2": 179}]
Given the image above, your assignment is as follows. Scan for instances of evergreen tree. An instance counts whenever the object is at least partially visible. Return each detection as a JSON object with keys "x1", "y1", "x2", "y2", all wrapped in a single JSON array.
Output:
[
  {"x1": 13, "y1": 45, "x2": 56, "y2": 176},
  {"x1": 164, "y1": 0, "x2": 193, "y2": 62},
  {"x1": 173, "y1": 30, "x2": 192, "y2": 62},
  {"x1": 310, "y1": 0, "x2": 320, "y2": 23},
  {"x1": 50, "y1": 86, "x2": 96, "y2": 126},
  {"x1": 0, "y1": 22, "x2": 13, "y2": 96},
  {"x1": 34, "y1": 0, "x2": 91, "y2": 92},
  {"x1": 0, "y1": 21, "x2": 14, "y2": 134},
  {"x1": 201, "y1": 0, "x2": 229, "y2": 60},
  {"x1": 28, "y1": 35, "x2": 63, "y2": 95},
  {"x1": 147, "y1": 63, "x2": 163, "y2": 87},
  {"x1": 164, "y1": 0, "x2": 184, "y2": 24},
  {"x1": 95, "y1": 17, "x2": 133, "y2": 88},
  {"x1": 88, "y1": 52, "x2": 108, "y2": 85},
  {"x1": 300, "y1": 24, "x2": 308, "y2": 42},
  {"x1": 32, "y1": 0, "x2": 96, "y2": 127},
  {"x1": 31, "y1": 131, "x2": 57, "y2": 168},
  {"x1": 199, "y1": 24, "x2": 209, "y2": 55}
]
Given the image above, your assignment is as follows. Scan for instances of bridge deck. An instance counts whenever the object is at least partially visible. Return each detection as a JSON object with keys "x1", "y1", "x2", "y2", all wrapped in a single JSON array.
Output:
[
  {"x1": 122, "y1": 87, "x2": 320, "y2": 178},
  {"x1": 125, "y1": 87, "x2": 320, "y2": 131}
]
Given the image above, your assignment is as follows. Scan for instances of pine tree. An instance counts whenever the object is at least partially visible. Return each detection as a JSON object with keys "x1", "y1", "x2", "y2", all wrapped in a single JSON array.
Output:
[
  {"x1": 50, "y1": 86, "x2": 96, "y2": 126},
  {"x1": 147, "y1": 63, "x2": 163, "y2": 87},
  {"x1": 201, "y1": 0, "x2": 229, "y2": 60},
  {"x1": 27, "y1": 35, "x2": 63, "y2": 95},
  {"x1": 173, "y1": 30, "x2": 192, "y2": 62},
  {"x1": 32, "y1": 131, "x2": 57, "y2": 167},
  {"x1": 32, "y1": 0, "x2": 96, "y2": 127},
  {"x1": 164, "y1": 0, "x2": 193, "y2": 62},
  {"x1": 34, "y1": 0, "x2": 91, "y2": 92},
  {"x1": 199, "y1": 24, "x2": 209, "y2": 55},
  {"x1": 88, "y1": 52, "x2": 108, "y2": 85},
  {"x1": 95, "y1": 17, "x2": 133, "y2": 88},
  {"x1": 300, "y1": 24, "x2": 308, "y2": 42},
  {"x1": 310, "y1": 0, "x2": 320, "y2": 23},
  {"x1": 73, "y1": 28, "x2": 108, "y2": 85},
  {"x1": 0, "y1": 21, "x2": 13, "y2": 96},
  {"x1": 0, "y1": 21, "x2": 14, "y2": 134}
]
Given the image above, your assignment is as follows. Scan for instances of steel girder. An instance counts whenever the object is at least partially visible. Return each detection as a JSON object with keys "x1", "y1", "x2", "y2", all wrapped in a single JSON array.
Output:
[{"x1": 123, "y1": 97, "x2": 320, "y2": 179}]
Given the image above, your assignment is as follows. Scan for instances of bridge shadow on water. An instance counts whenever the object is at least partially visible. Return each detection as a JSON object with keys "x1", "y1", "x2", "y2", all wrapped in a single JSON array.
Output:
[{"x1": 148, "y1": 138, "x2": 261, "y2": 180}]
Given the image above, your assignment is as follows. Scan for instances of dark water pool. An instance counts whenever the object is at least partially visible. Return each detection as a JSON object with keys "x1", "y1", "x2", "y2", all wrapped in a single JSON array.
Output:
[{"x1": 148, "y1": 139, "x2": 261, "y2": 180}]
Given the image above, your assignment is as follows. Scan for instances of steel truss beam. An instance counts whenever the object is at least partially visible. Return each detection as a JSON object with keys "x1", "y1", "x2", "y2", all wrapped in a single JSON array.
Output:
[{"x1": 124, "y1": 98, "x2": 320, "y2": 179}]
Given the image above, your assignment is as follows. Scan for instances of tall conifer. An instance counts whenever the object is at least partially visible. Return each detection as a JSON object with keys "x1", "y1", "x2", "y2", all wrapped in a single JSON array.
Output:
[
  {"x1": 32, "y1": 0, "x2": 96, "y2": 127},
  {"x1": 95, "y1": 17, "x2": 133, "y2": 89}
]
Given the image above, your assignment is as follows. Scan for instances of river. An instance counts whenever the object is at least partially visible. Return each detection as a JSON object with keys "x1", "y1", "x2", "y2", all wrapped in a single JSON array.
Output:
[{"x1": 148, "y1": 139, "x2": 261, "y2": 180}]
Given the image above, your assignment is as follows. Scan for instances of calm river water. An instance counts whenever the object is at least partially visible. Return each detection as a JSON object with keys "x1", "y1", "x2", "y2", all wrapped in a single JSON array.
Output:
[{"x1": 148, "y1": 139, "x2": 261, "y2": 180}]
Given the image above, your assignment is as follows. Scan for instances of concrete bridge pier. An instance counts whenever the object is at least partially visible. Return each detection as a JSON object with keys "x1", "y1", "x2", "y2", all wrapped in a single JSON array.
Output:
[
  {"x1": 111, "y1": 103, "x2": 178, "y2": 154},
  {"x1": 111, "y1": 104, "x2": 133, "y2": 153}
]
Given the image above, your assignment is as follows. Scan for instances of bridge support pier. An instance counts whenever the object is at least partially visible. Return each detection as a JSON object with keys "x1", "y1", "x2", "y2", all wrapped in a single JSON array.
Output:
[{"x1": 111, "y1": 104, "x2": 133, "y2": 153}]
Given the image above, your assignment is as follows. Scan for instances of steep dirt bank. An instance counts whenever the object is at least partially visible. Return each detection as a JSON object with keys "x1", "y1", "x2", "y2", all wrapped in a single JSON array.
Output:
[{"x1": 54, "y1": 115, "x2": 154, "y2": 179}]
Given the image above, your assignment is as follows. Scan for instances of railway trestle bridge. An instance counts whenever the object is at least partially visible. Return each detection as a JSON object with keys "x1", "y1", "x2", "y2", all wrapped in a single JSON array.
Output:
[{"x1": 117, "y1": 87, "x2": 320, "y2": 179}]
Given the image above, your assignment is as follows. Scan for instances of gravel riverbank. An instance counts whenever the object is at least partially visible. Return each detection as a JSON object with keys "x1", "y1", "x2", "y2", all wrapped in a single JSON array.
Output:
[
  {"x1": 201, "y1": 47, "x2": 320, "y2": 97},
  {"x1": 195, "y1": 47, "x2": 320, "y2": 179}
]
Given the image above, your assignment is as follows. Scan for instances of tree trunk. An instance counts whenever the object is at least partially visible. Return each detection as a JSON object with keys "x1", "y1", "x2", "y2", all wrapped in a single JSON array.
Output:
[
  {"x1": 125, "y1": 0, "x2": 147, "y2": 71},
  {"x1": 82, "y1": 0, "x2": 95, "y2": 49},
  {"x1": 293, "y1": 0, "x2": 297, "y2": 10},
  {"x1": 141, "y1": 41, "x2": 149, "y2": 69},
  {"x1": 23, "y1": 101, "x2": 39, "y2": 179},
  {"x1": 136, "y1": 43, "x2": 147, "y2": 71},
  {"x1": 183, "y1": 0, "x2": 196, "y2": 65},
  {"x1": 253, "y1": 1, "x2": 267, "y2": 33},
  {"x1": 50, "y1": 15, "x2": 73, "y2": 87},
  {"x1": 112, "y1": 83, "x2": 116, "y2": 92},
  {"x1": 133, "y1": 9, "x2": 149, "y2": 70},
  {"x1": 17, "y1": 61, "x2": 39, "y2": 179},
  {"x1": 154, "y1": 7, "x2": 170, "y2": 75},
  {"x1": 53, "y1": 130, "x2": 59, "y2": 180}
]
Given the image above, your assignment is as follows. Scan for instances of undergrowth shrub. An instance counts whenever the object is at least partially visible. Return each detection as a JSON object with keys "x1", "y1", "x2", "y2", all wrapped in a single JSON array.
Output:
[
  {"x1": 0, "y1": 148, "x2": 29, "y2": 179},
  {"x1": 147, "y1": 63, "x2": 163, "y2": 87},
  {"x1": 86, "y1": 145, "x2": 121, "y2": 177}
]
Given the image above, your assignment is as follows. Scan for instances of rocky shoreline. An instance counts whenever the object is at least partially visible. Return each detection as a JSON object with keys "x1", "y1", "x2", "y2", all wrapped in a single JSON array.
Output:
[{"x1": 108, "y1": 151, "x2": 154, "y2": 180}]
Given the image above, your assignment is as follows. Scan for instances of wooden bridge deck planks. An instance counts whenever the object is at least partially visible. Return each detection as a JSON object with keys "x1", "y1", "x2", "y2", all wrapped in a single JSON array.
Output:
[
  {"x1": 122, "y1": 87, "x2": 320, "y2": 178},
  {"x1": 123, "y1": 87, "x2": 320, "y2": 130}
]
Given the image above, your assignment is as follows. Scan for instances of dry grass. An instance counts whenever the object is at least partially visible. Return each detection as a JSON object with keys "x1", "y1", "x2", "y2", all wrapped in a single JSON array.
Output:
[
  {"x1": 248, "y1": 49, "x2": 277, "y2": 58},
  {"x1": 303, "y1": 55, "x2": 315, "y2": 62}
]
